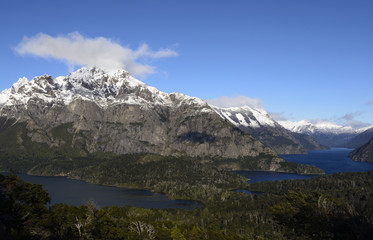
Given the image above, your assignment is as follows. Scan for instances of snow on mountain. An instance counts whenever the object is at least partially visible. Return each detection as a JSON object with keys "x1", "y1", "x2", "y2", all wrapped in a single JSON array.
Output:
[
  {"x1": 278, "y1": 120, "x2": 368, "y2": 135},
  {"x1": 278, "y1": 119, "x2": 373, "y2": 147},
  {"x1": 208, "y1": 105, "x2": 326, "y2": 154},
  {"x1": 0, "y1": 67, "x2": 211, "y2": 113},
  {"x1": 211, "y1": 105, "x2": 277, "y2": 129},
  {"x1": 0, "y1": 66, "x2": 283, "y2": 160}
]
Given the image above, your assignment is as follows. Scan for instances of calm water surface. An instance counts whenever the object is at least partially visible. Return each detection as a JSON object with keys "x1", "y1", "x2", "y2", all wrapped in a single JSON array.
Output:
[
  {"x1": 16, "y1": 173, "x2": 200, "y2": 209},
  {"x1": 237, "y1": 148, "x2": 373, "y2": 183},
  {"x1": 282, "y1": 148, "x2": 373, "y2": 174},
  {"x1": 13, "y1": 148, "x2": 373, "y2": 206}
]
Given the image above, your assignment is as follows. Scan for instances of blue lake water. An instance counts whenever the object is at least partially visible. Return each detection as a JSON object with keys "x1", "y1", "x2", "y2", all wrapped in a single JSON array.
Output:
[
  {"x1": 15, "y1": 173, "x2": 200, "y2": 209},
  {"x1": 11, "y1": 148, "x2": 373, "y2": 207},
  {"x1": 237, "y1": 148, "x2": 373, "y2": 184},
  {"x1": 281, "y1": 148, "x2": 373, "y2": 174}
]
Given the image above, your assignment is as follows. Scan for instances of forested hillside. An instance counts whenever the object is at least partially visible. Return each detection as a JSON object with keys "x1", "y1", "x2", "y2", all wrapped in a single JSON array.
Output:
[{"x1": 2, "y1": 171, "x2": 372, "y2": 239}]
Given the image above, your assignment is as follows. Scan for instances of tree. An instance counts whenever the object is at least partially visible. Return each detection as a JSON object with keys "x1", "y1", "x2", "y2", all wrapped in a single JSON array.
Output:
[
  {"x1": 270, "y1": 189, "x2": 373, "y2": 239},
  {"x1": 0, "y1": 172, "x2": 50, "y2": 239},
  {"x1": 171, "y1": 227, "x2": 186, "y2": 240}
]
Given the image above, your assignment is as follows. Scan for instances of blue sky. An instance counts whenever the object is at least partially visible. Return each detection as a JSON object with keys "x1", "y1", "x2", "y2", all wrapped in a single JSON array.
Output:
[{"x1": 1, "y1": 0, "x2": 372, "y2": 127}]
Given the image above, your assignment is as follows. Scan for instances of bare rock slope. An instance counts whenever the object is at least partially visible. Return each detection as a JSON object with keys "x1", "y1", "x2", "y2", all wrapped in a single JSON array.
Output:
[{"x1": 0, "y1": 67, "x2": 276, "y2": 159}]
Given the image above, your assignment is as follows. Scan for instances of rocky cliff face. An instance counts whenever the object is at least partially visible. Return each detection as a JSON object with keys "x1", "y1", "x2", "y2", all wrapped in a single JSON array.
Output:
[
  {"x1": 0, "y1": 67, "x2": 278, "y2": 160},
  {"x1": 210, "y1": 106, "x2": 326, "y2": 155},
  {"x1": 349, "y1": 138, "x2": 373, "y2": 163}
]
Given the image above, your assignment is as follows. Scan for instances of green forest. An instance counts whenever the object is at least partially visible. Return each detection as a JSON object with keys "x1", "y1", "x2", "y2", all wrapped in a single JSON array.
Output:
[{"x1": 1, "y1": 170, "x2": 372, "y2": 239}]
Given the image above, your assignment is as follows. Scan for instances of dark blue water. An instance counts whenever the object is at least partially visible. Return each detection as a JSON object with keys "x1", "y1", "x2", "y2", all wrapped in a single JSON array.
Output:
[
  {"x1": 282, "y1": 148, "x2": 373, "y2": 174},
  {"x1": 15, "y1": 173, "x2": 200, "y2": 209},
  {"x1": 237, "y1": 148, "x2": 373, "y2": 183}
]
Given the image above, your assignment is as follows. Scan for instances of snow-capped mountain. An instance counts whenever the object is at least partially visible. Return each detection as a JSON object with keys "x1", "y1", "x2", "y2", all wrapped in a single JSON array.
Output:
[
  {"x1": 0, "y1": 67, "x2": 211, "y2": 112},
  {"x1": 0, "y1": 67, "x2": 279, "y2": 160},
  {"x1": 210, "y1": 106, "x2": 326, "y2": 154},
  {"x1": 279, "y1": 120, "x2": 373, "y2": 147},
  {"x1": 278, "y1": 120, "x2": 366, "y2": 135}
]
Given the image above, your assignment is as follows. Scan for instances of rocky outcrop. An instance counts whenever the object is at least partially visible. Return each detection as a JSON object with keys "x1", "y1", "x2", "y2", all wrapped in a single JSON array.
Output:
[{"x1": 349, "y1": 138, "x2": 373, "y2": 162}]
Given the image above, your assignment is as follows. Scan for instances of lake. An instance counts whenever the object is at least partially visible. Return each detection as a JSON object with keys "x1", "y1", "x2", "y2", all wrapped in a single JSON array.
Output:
[
  {"x1": 14, "y1": 148, "x2": 373, "y2": 207},
  {"x1": 237, "y1": 148, "x2": 373, "y2": 184},
  {"x1": 15, "y1": 173, "x2": 200, "y2": 209}
]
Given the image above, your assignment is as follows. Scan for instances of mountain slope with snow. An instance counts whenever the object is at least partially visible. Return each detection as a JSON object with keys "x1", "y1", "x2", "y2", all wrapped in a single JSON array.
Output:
[
  {"x1": 279, "y1": 120, "x2": 373, "y2": 147},
  {"x1": 211, "y1": 106, "x2": 326, "y2": 154},
  {"x1": 0, "y1": 67, "x2": 281, "y2": 161},
  {"x1": 0, "y1": 67, "x2": 211, "y2": 111}
]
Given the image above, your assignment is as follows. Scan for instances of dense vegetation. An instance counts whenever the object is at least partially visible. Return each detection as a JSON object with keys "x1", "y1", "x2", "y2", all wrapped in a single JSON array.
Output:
[
  {"x1": 0, "y1": 151, "x2": 323, "y2": 202},
  {"x1": 28, "y1": 155, "x2": 248, "y2": 201},
  {"x1": 1, "y1": 171, "x2": 372, "y2": 239}
]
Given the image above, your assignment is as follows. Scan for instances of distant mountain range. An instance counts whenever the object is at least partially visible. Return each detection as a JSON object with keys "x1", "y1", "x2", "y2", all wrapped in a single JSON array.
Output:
[
  {"x1": 210, "y1": 106, "x2": 326, "y2": 155},
  {"x1": 279, "y1": 120, "x2": 373, "y2": 148}
]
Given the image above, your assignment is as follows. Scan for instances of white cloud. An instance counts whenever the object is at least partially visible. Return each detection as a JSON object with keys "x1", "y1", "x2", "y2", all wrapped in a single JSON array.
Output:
[
  {"x1": 14, "y1": 32, "x2": 178, "y2": 78},
  {"x1": 269, "y1": 112, "x2": 289, "y2": 121},
  {"x1": 205, "y1": 95, "x2": 264, "y2": 109},
  {"x1": 338, "y1": 112, "x2": 371, "y2": 129},
  {"x1": 366, "y1": 101, "x2": 373, "y2": 105}
]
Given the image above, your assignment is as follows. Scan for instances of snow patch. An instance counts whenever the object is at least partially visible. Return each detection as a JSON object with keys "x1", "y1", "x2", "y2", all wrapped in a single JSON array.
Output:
[
  {"x1": 235, "y1": 113, "x2": 249, "y2": 127},
  {"x1": 210, "y1": 105, "x2": 277, "y2": 129}
]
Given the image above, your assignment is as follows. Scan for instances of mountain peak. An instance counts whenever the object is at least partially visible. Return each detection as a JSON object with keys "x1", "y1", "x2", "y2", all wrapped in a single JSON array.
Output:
[
  {"x1": 68, "y1": 66, "x2": 129, "y2": 81},
  {"x1": 0, "y1": 67, "x2": 149, "y2": 108},
  {"x1": 0, "y1": 67, "x2": 211, "y2": 113}
]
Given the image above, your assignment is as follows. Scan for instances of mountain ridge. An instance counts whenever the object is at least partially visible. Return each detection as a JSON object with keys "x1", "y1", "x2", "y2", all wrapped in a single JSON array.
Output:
[
  {"x1": 279, "y1": 120, "x2": 373, "y2": 147},
  {"x1": 0, "y1": 67, "x2": 211, "y2": 111},
  {"x1": 343, "y1": 127, "x2": 373, "y2": 149},
  {"x1": 348, "y1": 137, "x2": 373, "y2": 162},
  {"x1": 0, "y1": 67, "x2": 325, "y2": 175},
  {"x1": 0, "y1": 67, "x2": 257, "y2": 158},
  {"x1": 210, "y1": 105, "x2": 326, "y2": 154}
]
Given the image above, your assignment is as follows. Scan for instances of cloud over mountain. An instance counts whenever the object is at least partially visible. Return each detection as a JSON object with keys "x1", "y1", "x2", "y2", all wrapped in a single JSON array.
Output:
[
  {"x1": 338, "y1": 112, "x2": 371, "y2": 129},
  {"x1": 269, "y1": 112, "x2": 290, "y2": 121},
  {"x1": 15, "y1": 32, "x2": 178, "y2": 78},
  {"x1": 205, "y1": 95, "x2": 264, "y2": 109}
]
